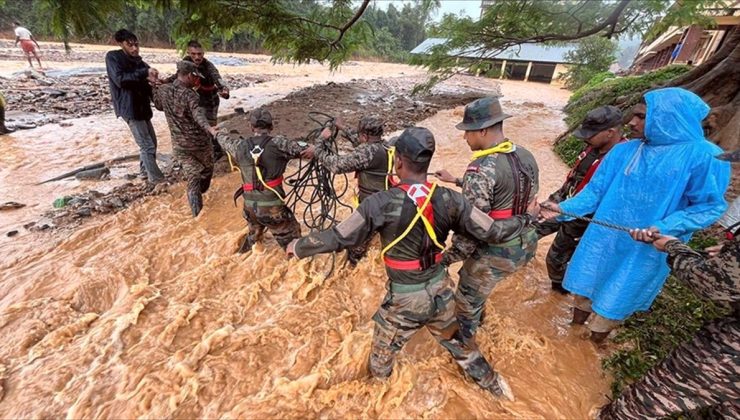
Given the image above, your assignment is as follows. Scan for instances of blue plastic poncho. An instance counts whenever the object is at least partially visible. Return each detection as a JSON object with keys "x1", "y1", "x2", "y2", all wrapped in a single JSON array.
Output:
[{"x1": 560, "y1": 88, "x2": 731, "y2": 321}]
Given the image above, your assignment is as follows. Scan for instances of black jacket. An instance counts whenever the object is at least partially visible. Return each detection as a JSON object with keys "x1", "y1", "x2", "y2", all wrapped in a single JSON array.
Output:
[{"x1": 105, "y1": 50, "x2": 153, "y2": 121}]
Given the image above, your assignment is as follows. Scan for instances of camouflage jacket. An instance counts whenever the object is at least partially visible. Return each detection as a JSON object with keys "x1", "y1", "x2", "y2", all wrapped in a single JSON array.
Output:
[
  {"x1": 444, "y1": 146, "x2": 539, "y2": 265},
  {"x1": 164, "y1": 57, "x2": 228, "y2": 96},
  {"x1": 315, "y1": 140, "x2": 389, "y2": 202},
  {"x1": 216, "y1": 131, "x2": 303, "y2": 204},
  {"x1": 294, "y1": 181, "x2": 533, "y2": 285},
  {"x1": 152, "y1": 80, "x2": 212, "y2": 151},
  {"x1": 665, "y1": 238, "x2": 739, "y2": 311}
]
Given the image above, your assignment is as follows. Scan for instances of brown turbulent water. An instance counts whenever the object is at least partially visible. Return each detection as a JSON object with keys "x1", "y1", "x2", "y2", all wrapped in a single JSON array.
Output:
[{"x1": 0, "y1": 60, "x2": 610, "y2": 418}]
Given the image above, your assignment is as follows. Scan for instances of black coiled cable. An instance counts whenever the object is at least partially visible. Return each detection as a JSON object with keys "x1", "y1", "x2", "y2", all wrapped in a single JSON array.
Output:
[{"x1": 284, "y1": 112, "x2": 354, "y2": 231}]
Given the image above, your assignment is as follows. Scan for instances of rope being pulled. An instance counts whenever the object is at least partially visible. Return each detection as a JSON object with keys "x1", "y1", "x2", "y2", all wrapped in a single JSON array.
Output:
[{"x1": 540, "y1": 203, "x2": 635, "y2": 234}]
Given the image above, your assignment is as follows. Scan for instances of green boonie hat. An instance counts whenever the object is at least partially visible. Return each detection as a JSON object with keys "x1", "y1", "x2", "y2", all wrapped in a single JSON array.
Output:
[
  {"x1": 250, "y1": 108, "x2": 273, "y2": 128},
  {"x1": 176, "y1": 60, "x2": 204, "y2": 78},
  {"x1": 395, "y1": 127, "x2": 435, "y2": 163},
  {"x1": 716, "y1": 149, "x2": 740, "y2": 162},
  {"x1": 455, "y1": 96, "x2": 511, "y2": 131},
  {"x1": 573, "y1": 105, "x2": 623, "y2": 140},
  {"x1": 358, "y1": 116, "x2": 384, "y2": 137}
]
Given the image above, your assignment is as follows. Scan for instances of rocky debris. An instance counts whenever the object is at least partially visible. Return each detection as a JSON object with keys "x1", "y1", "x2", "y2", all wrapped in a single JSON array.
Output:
[
  {"x1": 0, "y1": 72, "x2": 273, "y2": 128},
  {"x1": 0, "y1": 202, "x2": 26, "y2": 211},
  {"x1": 75, "y1": 167, "x2": 110, "y2": 180}
]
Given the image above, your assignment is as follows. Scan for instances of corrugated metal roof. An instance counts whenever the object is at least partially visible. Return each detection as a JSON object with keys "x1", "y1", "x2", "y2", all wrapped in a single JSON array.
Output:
[{"x1": 410, "y1": 38, "x2": 576, "y2": 64}]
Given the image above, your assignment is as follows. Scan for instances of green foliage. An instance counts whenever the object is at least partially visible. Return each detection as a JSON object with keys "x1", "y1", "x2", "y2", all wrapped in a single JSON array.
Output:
[
  {"x1": 561, "y1": 37, "x2": 618, "y2": 90},
  {"x1": 554, "y1": 135, "x2": 587, "y2": 167},
  {"x1": 414, "y1": 0, "x2": 723, "y2": 87},
  {"x1": 602, "y1": 275, "x2": 727, "y2": 397}
]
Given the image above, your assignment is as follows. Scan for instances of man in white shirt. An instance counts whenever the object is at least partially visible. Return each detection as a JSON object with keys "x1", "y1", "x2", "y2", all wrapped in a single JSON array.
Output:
[{"x1": 14, "y1": 21, "x2": 43, "y2": 69}]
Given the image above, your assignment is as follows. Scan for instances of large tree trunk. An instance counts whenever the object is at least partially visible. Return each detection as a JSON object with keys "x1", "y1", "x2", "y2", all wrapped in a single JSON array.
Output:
[{"x1": 670, "y1": 26, "x2": 740, "y2": 151}]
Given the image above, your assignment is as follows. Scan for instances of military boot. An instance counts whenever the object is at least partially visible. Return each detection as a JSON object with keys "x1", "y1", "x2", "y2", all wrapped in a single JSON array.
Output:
[
  {"x1": 572, "y1": 307, "x2": 591, "y2": 325},
  {"x1": 484, "y1": 372, "x2": 515, "y2": 401},
  {"x1": 188, "y1": 190, "x2": 203, "y2": 217},
  {"x1": 0, "y1": 107, "x2": 15, "y2": 135},
  {"x1": 237, "y1": 235, "x2": 257, "y2": 253}
]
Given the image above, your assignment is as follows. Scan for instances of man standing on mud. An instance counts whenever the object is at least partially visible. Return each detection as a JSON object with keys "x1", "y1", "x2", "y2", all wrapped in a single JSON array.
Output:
[
  {"x1": 14, "y1": 21, "x2": 43, "y2": 69},
  {"x1": 166, "y1": 40, "x2": 230, "y2": 160},
  {"x1": 106, "y1": 29, "x2": 164, "y2": 184},
  {"x1": 153, "y1": 61, "x2": 217, "y2": 217},
  {"x1": 535, "y1": 106, "x2": 624, "y2": 294},
  {"x1": 216, "y1": 108, "x2": 310, "y2": 252},
  {"x1": 287, "y1": 127, "x2": 541, "y2": 399},
  {"x1": 308, "y1": 116, "x2": 392, "y2": 265},
  {"x1": 435, "y1": 97, "x2": 539, "y2": 341}
]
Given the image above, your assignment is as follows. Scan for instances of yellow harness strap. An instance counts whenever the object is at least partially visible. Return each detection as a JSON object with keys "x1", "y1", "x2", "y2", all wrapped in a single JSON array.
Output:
[
  {"x1": 380, "y1": 182, "x2": 445, "y2": 259},
  {"x1": 385, "y1": 146, "x2": 395, "y2": 190},
  {"x1": 471, "y1": 140, "x2": 515, "y2": 161},
  {"x1": 252, "y1": 150, "x2": 285, "y2": 201},
  {"x1": 226, "y1": 152, "x2": 241, "y2": 173}
]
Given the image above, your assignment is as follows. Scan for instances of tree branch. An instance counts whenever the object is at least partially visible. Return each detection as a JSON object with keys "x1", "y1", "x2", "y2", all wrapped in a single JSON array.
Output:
[{"x1": 330, "y1": 0, "x2": 371, "y2": 48}]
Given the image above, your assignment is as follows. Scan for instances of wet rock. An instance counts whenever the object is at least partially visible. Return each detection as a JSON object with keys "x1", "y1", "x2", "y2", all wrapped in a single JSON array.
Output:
[
  {"x1": 0, "y1": 202, "x2": 26, "y2": 211},
  {"x1": 75, "y1": 167, "x2": 110, "y2": 180},
  {"x1": 75, "y1": 207, "x2": 93, "y2": 218},
  {"x1": 109, "y1": 197, "x2": 124, "y2": 208},
  {"x1": 68, "y1": 197, "x2": 88, "y2": 207},
  {"x1": 7, "y1": 230, "x2": 18, "y2": 237}
]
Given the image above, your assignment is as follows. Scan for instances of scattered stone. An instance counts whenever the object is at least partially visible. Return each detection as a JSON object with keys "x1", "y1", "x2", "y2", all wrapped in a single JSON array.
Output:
[
  {"x1": 0, "y1": 202, "x2": 26, "y2": 211},
  {"x1": 75, "y1": 207, "x2": 93, "y2": 218},
  {"x1": 6, "y1": 230, "x2": 18, "y2": 237},
  {"x1": 109, "y1": 197, "x2": 124, "y2": 208},
  {"x1": 75, "y1": 167, "x2": 111, "y2": 180}
]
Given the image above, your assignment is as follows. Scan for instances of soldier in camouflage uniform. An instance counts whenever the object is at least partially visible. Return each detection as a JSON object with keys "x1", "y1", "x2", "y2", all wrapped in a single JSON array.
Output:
[
  {"x1": 435, "y1": 97, "x2": 539, "y2": 341},
  {"x1": 287, "y1": 127, "x2": 541, "y2": 399},
  {"x1": 306, "y1": 116, "x2": 391, "y2": 265},
  {"x1": 602, "y1": 151, "x2": 740, "y2": 418},
  {"x1": 153, "y1": 61, "x2": 217, "y2": 217},
  {"x1": 165, "y1": 40, "x2": 230, "y2": 160},
  {"x1": 535, "y1": 106, "x2": 624, "y2": 294},
  {"x1": 216, "y1": 108, "x2": 310, "y2": 252}
]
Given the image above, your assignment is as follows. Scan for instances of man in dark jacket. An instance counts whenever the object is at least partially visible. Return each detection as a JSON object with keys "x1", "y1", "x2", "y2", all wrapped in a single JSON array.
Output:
[{"x1": 105, "y1": 29, "x2": 163, "y2": 183}]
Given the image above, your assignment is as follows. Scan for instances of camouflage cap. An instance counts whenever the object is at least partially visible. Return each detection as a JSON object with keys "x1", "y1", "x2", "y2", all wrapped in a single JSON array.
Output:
[
  {"x1": 176, "y1": 60, "x2": 204, "y2": 78},
  {"x1": 395, "y1": 127, "x2": 435, "y2": 163},
  {"x1": 573, "y1": 105, "x2": 623, "y2": 140},
  {"x1": 250, "y1": 108, "x2": 273, "y2": 128},
  {"x1": 716, "y1": 149, "x2": 740, "y2": 162},
  {"x1": 455, "y1": 97, "x2": 511, "y2": 131},
  {"x1": 358, "y1": 116, "x2": 384, "y2": 137}
]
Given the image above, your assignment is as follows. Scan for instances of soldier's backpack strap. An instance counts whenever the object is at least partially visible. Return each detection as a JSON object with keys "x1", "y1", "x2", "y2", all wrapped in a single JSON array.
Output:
[{"x1": 249, "y1": 135, "x2": 285, "y2": 201}]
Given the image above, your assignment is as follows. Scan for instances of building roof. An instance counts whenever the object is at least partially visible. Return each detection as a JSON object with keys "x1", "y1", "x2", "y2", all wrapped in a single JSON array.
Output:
[{"x1": 410, "y1": 38, "x2": 576, "y2": 64}]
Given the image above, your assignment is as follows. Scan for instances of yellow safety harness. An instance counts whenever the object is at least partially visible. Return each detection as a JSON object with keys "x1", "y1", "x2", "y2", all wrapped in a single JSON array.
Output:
[
  {"x1": 250, "y1": 145, "x2": 285, "y2": 201},
  {"x1": 471, "y1": 140, "x2": 514, "y2": 161},
  {"x1": 351, "y1": 146, "x2": 397, "y2": 208},
  {"x1": 379, "y1": 182, "x2": 445, "y2": 259}
]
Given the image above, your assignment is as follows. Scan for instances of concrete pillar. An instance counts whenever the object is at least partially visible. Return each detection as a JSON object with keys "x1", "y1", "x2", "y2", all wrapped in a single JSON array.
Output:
[
  {"x1": 524, "y1": 61, "x2": 533, "y2": 82},
  {"x1": 499, "y1": 60, "x2": 507, "y2": 79}
]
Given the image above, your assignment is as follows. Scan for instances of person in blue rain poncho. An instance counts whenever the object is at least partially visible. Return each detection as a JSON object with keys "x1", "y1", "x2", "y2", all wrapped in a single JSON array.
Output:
[{"x1": 540, "y1": 87, "x2": 731, "y2": 343}]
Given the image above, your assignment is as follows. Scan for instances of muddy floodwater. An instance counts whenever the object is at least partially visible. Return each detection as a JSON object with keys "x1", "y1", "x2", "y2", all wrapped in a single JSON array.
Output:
[{"x1": 0, "y1": 44, "x2": 610, "y2": 418}]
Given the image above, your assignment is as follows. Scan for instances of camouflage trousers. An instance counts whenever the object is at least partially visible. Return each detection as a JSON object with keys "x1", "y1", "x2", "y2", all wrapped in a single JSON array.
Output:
[
  {"x1": 545, "y1": 219, "x2": 590, "y2": 284},
  {"x1": 174, "y1": 147, "x2": 214, "y2": 195},
  {"x1": 456, "y1": 228, "x2": 538, "y2": 340},
  {"x1": 242, "y1": 202, "x2": 301, "y2": 249},
  {"x1": 599, "y1": 317, "x2": 740, "y2": 419},
  {"x1": 371, "y1": 273, "x2": 502, "y2": 390}
]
